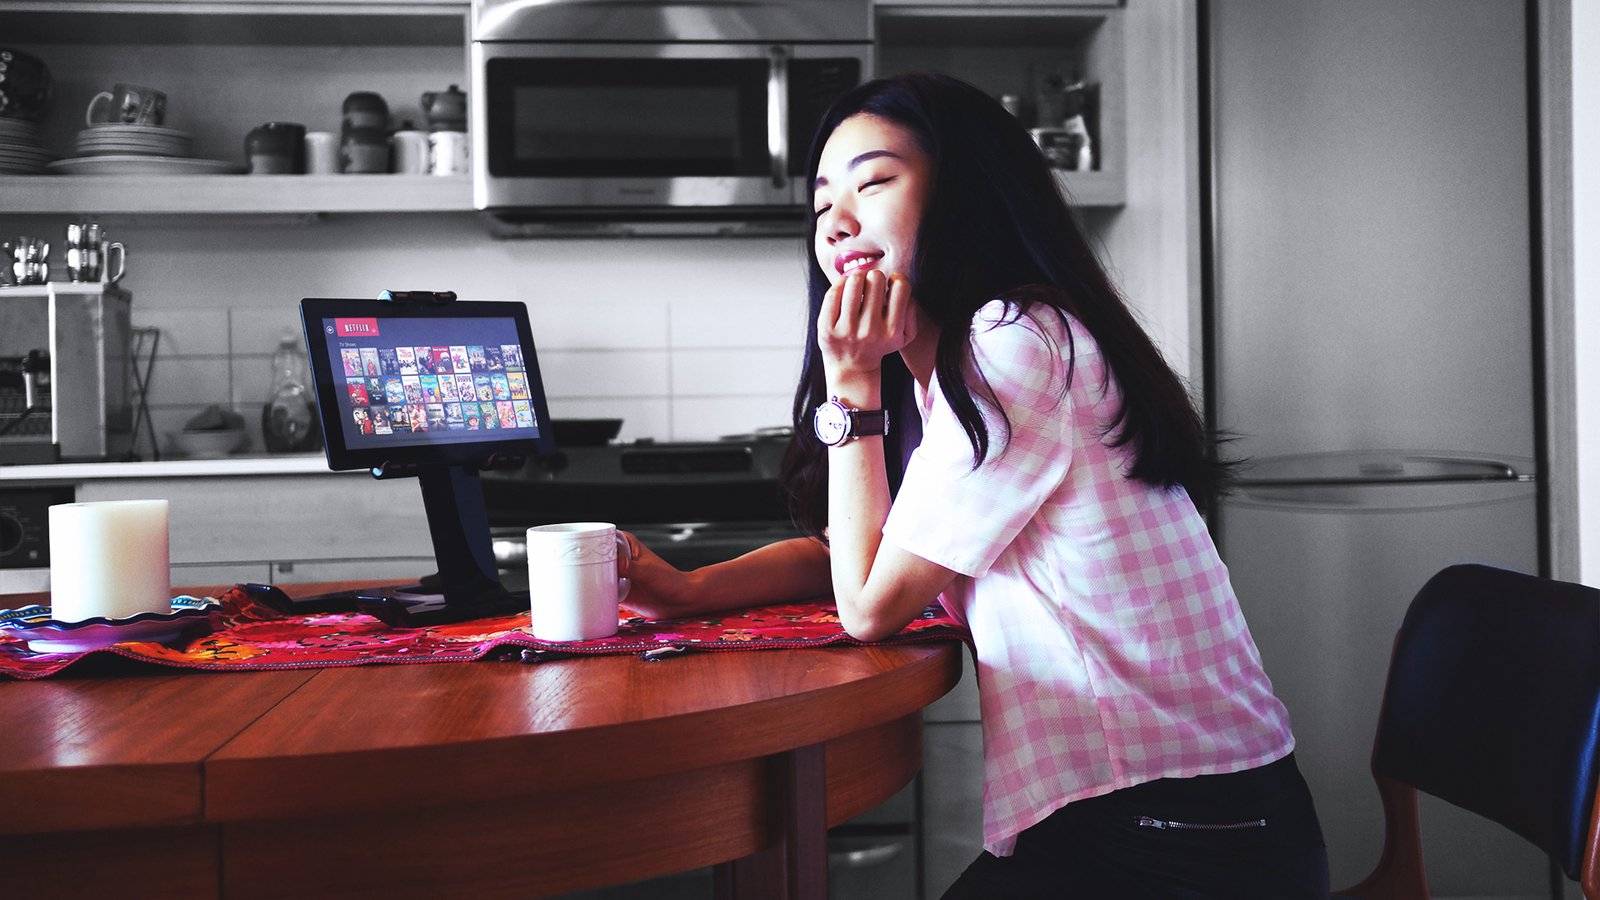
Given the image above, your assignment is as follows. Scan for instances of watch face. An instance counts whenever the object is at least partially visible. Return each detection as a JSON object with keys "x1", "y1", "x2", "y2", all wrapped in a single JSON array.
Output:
[{"x1": 813, "y1": 399, "x2": 850, "y2": 445}]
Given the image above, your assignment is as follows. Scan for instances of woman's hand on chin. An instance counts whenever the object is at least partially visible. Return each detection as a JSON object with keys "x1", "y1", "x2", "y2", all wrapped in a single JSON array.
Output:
[{"x1": 818, "y1": 270, "x2": 917, "y2": 386}]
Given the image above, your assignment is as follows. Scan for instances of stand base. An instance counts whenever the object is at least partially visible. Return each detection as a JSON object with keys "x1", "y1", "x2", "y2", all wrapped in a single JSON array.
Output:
[{"x1": 354, "y1": 584, "x2": 530, "y2": 627}]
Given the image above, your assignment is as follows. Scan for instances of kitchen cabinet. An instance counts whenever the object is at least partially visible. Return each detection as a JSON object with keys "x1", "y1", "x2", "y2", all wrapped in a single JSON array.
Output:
[
  {"x1": 922, "y1": 651, "x2": 983, "y2": 896},
  {"x1": 0, "y1": 0, "x2": 470, "y2": 214},
  {"x1": 876, "y1": 2, "x2": 1126, "y2": 206},
  {"x1": 0, "y1": 0, "x2": 1133, "y2": 214},
  {"x1": 873, "y1": 2, "x2": 1199, "y2": 380}
]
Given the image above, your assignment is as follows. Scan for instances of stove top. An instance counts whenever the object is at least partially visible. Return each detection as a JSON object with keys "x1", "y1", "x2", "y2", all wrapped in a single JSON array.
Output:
[{"x1": 479, "y1": 433, "x2": 794, "y2": 528}]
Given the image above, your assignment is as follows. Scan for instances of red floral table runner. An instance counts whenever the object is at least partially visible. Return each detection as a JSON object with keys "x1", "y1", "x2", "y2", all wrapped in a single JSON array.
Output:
[{"x1": 0, "y1": 585, "x2": 970, "y2": 680}]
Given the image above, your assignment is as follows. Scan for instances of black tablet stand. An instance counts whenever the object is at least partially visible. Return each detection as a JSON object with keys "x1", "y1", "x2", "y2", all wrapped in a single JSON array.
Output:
[
  {"x1": 321, "y1": 288, "x2": 532, "y2": 626},
  {"x1": 350, "y1": 455, "x2": 529, "y2": 626}
]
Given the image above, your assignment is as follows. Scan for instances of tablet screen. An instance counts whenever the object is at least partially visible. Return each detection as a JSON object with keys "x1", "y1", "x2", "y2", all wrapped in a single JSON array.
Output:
[{"x1": 301, "y1": 298, "x2": 555, "y2": 470}]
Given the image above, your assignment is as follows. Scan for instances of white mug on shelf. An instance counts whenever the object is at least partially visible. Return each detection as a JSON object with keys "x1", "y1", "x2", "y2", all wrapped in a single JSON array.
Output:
[
  {"x1": 428, "y1": 130, "x2": 469, "y2": 176},
  {"x1": 525, "y1": 522, "x2": 631, "y2": 641},
  {"x1": 304, "y1": 131, "x2": 338, "y2": 174},
  {"x1": 390, "y1": 130, "x2": 428, "y2": 174}
]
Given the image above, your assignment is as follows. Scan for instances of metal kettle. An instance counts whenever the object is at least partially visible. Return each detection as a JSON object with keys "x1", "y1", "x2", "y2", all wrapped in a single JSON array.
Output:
[
  {"x1": 420, "y1": 84, "x2": 467, "y2": 131},
  {"x1": 1, "y1": 236, "x2": 49, "y2": 286}
]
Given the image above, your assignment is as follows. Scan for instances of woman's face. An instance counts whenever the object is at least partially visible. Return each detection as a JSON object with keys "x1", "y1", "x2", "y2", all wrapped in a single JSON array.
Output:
[{"x1": 811, "y1": 113, "x2": 933, "y2": 287}]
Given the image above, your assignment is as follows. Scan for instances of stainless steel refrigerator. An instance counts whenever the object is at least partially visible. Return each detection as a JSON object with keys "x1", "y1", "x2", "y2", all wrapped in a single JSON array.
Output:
[{"x1": 1206, "y1": 0, "x2": 1547, "y2": 895}]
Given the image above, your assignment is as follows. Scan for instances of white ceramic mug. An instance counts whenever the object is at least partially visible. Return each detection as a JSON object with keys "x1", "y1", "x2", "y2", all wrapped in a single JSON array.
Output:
[
  {"x1": 525, "y1": 522, "x2": 631, "y2": 641},
  {"x1": 428, "y1": 130, "x2": 469, "y2": 176},
  {"x1": 390, "y1": 129, "x2": 428, "y2": 174},
  {"x1": 304, "y1": 131, "x2": 338, "y2": 174}
]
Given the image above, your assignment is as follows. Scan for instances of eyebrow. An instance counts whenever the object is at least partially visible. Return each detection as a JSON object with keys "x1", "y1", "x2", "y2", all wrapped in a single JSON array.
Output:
[{"x1": 813, "y1": 149, "x2": 903, "y2": 190}]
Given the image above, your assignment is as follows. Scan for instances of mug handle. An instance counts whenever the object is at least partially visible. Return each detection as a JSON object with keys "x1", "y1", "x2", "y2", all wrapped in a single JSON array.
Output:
[
  {"x1": 615, "y1": 533, "x2": 632, "y2": 601},
  {"x1": 103, "y1": 241, "x2": 127, "y2": 284},
  {"x1": 85, "y1": 92, "x2": 114, "y2": 127}
]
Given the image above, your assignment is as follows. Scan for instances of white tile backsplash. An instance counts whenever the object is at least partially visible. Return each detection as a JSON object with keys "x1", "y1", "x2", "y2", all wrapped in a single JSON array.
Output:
[
  {"x1": 526, "y1": 302, "x2": 669, "y2": 350},
  {"x1": 145, "y1": 357, "x2": 232, "y2": 406},
  {"x1": 671, "y1": 348, "x2": 800, "y2": 397},
  {"x1": 670, "y1": 298, "x2": 809, "y2": 348},
  {"x1": 538, "y1": 349, "x2": 670, "y2": 399},
  {"x1": 229, "y1": 355, "x2": 279, "y2": 414},
  {"x1": 130, "y1": 307, "x2": 231, "y2": 358},
  {"x1": 22, "y1": 211, "x2": 823, "y2": 445},
  {"x1": 230, "y1": 306, "x2": 305, "y2": 357},
  {"x1": 671, "y1": 395, "x2": 793, "y2": 441}
]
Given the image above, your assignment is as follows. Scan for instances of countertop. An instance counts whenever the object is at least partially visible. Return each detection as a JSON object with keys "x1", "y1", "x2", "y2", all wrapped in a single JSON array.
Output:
[{"x1": 0, "y1": 454, "x2": 348, "y2": 482}]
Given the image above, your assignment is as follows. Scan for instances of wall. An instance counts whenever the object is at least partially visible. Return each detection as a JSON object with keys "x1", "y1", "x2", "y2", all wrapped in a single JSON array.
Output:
[
  {"x1": 9, "y1": 207, "x2": 1187, "y2": 464},
  {"x1": 5, "y1": 204, "x2": 1180, "y2": 459},
  {"x1": 9, "y1": 213, "x2": 815, "y2": 454},
  {"x1": 1573, "y1": 0, "x2": 1599, "y2": 583}
]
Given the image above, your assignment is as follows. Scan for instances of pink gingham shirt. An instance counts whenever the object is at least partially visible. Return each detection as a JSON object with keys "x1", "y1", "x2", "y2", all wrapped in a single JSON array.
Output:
[{"x1": 883, "y1": 301, "x2": 1293, "y2": 856}]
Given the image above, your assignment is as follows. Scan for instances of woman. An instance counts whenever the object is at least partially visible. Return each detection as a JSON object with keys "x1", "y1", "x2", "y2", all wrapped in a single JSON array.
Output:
[{"x1": 622, "y1": 71, "x2": 1328, "y2": 898}]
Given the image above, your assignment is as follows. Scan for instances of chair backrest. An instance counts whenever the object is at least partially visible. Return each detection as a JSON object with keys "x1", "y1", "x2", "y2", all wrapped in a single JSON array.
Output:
[{"x1": 1372, "y1": 563, "x2": 1600, "y2": 880}]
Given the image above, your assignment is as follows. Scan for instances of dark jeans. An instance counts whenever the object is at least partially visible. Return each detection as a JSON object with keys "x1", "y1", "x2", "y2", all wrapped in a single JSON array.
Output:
[{"x1": 942, "y1": 753, "x2": 1330, "y2": 899}]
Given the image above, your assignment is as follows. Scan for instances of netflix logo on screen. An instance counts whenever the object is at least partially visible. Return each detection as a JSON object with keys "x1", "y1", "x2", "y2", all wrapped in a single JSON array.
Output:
[{"x1": 335, "y1": 318, "x2": 381, "y2": 337}]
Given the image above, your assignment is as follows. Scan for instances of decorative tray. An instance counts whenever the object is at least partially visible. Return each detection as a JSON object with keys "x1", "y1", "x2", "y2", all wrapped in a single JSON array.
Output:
[{"x1": 0, "y1": 596, "x2": 221, "y2": 653}]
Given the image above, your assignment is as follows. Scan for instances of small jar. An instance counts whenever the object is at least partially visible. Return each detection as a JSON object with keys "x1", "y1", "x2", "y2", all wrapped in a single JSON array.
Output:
[{"x1": 245, "y1": 121, "x2": 306, "y2": 174}]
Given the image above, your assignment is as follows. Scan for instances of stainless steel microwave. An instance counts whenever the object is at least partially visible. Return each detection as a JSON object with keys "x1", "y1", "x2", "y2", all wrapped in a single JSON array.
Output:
[{"x1": 470, "y1": 0, "x2": 872, "y2": 235}]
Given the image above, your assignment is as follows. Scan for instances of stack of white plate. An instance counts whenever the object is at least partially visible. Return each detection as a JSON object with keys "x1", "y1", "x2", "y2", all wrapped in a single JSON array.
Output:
[
  {"x1": 73, "y1": 123, "x2": 194, "y2": 158},
  {"x1": 0, "y1": 117, "x2": 52, "y2": 174},
  {"x1": 46, "y1": 122, "x2": 242, "y2": 175}
]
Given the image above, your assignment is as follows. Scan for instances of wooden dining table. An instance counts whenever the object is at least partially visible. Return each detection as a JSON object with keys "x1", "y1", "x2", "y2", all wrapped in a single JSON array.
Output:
[{"x1": 0, "y1": 582, "x2": 963, "y2": 900}]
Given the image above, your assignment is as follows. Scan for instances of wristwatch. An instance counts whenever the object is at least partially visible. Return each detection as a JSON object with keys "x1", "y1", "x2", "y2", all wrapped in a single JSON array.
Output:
[{"x1": 812, "y1": 396, "x2": 890, "y2": 447}]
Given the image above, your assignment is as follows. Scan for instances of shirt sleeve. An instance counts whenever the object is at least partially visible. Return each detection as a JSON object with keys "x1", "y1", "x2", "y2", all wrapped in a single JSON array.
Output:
[{"x1": 883, "y1": 304, "x2": 1075, "y2": 577}]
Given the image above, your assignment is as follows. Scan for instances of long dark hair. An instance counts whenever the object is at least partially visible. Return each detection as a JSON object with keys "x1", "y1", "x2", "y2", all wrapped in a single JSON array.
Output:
[{"x1": 780, "y1": 71, "x2": 1226, "y2": 538}]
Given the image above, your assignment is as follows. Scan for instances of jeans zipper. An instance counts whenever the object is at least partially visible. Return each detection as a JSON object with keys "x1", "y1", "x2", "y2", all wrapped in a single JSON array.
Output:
[{"x1": 1136, "y1": 816, "x2": 1267, "y2": 831}]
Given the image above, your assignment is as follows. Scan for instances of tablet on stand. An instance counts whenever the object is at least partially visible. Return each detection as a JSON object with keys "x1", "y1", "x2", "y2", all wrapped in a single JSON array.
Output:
[{"x1": 295, "y1": 291, "x2": 557, "y2": 626}]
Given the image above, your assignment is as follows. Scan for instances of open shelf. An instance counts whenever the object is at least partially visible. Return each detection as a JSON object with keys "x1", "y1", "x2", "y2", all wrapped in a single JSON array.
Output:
[
  {"x1": 0, "y1": 1, "x2": 466, "y2": 45},
  {"x1": 0, "y1": 174, "x2": 472, "y2": 214},
  {"x1": 2, "y1": 0, "x2": 1128, "y2": 216},
  {"x1": 875, "y1": 3, "x2": 1125, "y2": 207}
]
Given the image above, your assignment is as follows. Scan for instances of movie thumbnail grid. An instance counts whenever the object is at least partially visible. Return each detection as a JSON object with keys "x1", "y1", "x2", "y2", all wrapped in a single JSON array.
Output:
[{"x1": 338, "y1": 343, "x2": 536, "y2": 437}]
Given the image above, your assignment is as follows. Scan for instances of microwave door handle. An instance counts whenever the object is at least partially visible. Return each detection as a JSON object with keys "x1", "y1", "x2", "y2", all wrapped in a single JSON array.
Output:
[{"x1": 767, "y1": 45, "x2": 789, "y2": 189}]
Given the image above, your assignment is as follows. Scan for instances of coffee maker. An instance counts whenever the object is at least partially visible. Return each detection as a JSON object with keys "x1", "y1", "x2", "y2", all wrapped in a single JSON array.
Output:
[{"x1": 0, "y1": 282, "x2": 133, "y2": 463}]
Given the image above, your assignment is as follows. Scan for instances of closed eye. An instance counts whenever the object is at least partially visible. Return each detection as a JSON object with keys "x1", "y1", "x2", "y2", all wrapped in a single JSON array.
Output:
[{"x1": 859, "y1": 176, "x2": 894, "y2": 191}]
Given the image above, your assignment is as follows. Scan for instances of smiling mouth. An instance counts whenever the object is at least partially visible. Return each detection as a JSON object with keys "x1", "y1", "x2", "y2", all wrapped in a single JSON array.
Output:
[{"x1": 837, "y1": 253, "x2": 883, "y2": 276}]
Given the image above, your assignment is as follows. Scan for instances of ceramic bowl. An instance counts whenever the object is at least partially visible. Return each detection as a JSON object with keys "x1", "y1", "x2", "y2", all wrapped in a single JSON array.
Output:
[
  {"x1": 0, "y1": 47, "x2": 51, "y2": 121},
  {"x1": 172, "y1": 428, "x2": 248, "y2": 458}
]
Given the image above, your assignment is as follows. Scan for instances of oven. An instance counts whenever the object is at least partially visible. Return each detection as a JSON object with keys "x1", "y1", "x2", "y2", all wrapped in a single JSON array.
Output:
[
  {"x1": 470, "y1": 0, "x2": 871, "y2": 235},
  {"x1": 483, "y1": 431, "x2": 803, "y2": 581},
  {"x1": 0, "y1": 483, "x2": 71, "y2": 594},
  {"x1": 480, "y1": 431, "x2": 925, "y2": 899}
]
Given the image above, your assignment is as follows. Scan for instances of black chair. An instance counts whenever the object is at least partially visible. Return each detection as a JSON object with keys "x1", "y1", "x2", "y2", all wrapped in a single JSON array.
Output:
[{"x1": 1337, "y1": 564, "x2": 1600, "y2": 899}]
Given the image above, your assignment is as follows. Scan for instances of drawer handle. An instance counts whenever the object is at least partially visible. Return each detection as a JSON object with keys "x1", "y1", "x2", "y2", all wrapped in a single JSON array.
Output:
[{"x1": 828, "y1": 842, "x2": 902, "y2": 869}]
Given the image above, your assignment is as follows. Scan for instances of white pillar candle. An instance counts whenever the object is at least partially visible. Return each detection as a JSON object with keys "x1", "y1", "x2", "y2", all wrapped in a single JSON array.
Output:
[{"x1": 49, "y1": 500, "x2": 172, "y2": 622}]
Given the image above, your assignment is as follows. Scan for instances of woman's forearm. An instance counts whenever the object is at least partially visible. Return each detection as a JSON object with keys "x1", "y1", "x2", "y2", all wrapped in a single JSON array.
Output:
[
  {"x1": 826, "y1": 443, "x2": 890, "y2": 594},
  {"x1": 668, "y1": 537, "x2": 834, "y2": 615}
]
